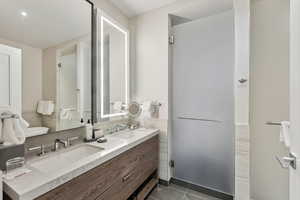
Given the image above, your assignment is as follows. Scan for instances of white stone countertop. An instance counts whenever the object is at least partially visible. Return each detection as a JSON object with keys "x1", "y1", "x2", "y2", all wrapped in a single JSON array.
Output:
[{"x1": 3, "y1": 128, "x2": 159, "y2": 200}]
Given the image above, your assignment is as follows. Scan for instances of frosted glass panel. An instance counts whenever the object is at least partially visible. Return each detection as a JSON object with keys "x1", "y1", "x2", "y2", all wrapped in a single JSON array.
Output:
[
  {"x1": 172, "y1": 11, "x2": 234, "y2": 194},
  {"x1": 0, "y1": 53, "x2": 10, "y2": 106}
]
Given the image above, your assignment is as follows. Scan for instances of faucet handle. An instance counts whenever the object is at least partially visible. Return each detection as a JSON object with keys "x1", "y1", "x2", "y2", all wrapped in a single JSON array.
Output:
[
  {"x1": 28, "y1": 144, "x2": 46, "y2": 156},
  {"x1": 67, "y1": 136, "x2": 79, "y2": 146}
]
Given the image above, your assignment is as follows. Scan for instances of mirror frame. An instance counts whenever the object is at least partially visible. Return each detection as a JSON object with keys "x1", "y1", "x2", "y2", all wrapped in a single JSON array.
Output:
[{"x1": 98, "y1": 12, "x2": 130, "y2": 119}]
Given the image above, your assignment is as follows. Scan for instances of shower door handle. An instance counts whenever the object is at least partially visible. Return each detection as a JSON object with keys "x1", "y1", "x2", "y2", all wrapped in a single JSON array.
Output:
[
  {"x1": 177, "y1": 116, "x2": 222, "y2": 123},
  {"x1": 238, "y1": 78, "x2": 248, "y2": 84}
]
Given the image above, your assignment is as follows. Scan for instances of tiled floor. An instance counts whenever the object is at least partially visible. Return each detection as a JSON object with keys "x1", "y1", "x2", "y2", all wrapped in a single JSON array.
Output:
[{"x1": 147, "y1": 184, "x2": 222, "y2": 200}]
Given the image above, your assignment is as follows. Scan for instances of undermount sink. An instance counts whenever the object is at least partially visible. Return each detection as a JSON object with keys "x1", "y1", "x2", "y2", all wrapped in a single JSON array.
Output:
[
  {"x1": 29, "y1": 144, "x2": 104, "y2": 174},
  {"x1": 109, "y1": 128, "x2": 149, "y2": 140},
  {"x1": 110, "y1": 131, "x2": 135, "y2": 139}
]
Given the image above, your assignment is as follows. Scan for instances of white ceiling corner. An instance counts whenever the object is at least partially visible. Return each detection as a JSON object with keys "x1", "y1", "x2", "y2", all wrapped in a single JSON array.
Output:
[
  {"x1": 109, "y1": 0, "x2": 233, "y2": 19},
  {"x1": 109, "y1": 0, "x2": 180, "y2": 17}
]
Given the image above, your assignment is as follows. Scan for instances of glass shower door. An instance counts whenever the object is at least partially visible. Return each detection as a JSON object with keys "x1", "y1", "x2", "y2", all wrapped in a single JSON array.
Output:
[{"x1": 171, "y1": 11, "x2": 235, "y2": 195}]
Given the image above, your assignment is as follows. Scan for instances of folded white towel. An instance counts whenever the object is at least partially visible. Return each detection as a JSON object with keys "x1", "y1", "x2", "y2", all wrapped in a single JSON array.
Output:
[
  {"x1": 280, "y1": 121, "x2": 290, "y2": 148},
  {"x1": 37, "y1": 101, "x2": 54, "y2": 115}
]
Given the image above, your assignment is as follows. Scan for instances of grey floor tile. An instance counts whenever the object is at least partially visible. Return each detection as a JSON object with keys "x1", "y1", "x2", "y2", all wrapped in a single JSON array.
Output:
[
  {"x1": 147, "y1": 184, "x2": 220, "y2": 200},
  {"x1": 186, "y1": 189, "x2": 221, "y2": 200},
  {"x1": 183, "y1": 193, "x2": 206, "y2": 200},
  {"x1": 150, "y1": 184, "x2": 185, "y2": 200},
  {"x1": 168, "y1": 183, "x2": 188, "y2": 193}
]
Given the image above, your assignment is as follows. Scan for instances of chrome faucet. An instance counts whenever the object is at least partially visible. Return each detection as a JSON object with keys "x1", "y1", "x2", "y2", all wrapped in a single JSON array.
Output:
[
  {"x1": 53, "y1": 139, "x2": 68, "y2": 151},
  {"x1": 105, "y1": 124, "x2": 128, "y2": 135}
]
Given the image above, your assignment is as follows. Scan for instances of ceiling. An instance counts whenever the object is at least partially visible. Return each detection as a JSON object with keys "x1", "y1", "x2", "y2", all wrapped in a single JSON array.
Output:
[
  {"x1": 109, "y1": 0, "x2": 233, "y2": 19},
  {"x1": 0, "y1": 0, "x2": 91, "y2": 49},
  {"x1": 109, "y1": 0, "x2": 180, "y2": 17}
]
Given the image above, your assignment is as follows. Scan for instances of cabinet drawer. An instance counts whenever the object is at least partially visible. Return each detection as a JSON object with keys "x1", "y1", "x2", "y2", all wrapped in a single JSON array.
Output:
[
  {"x1": 36, "y1": 156, "x2": 122, "y2": 200},
  {"x1": 95, "y1": 167, "x2": 142, "y2": 200}
]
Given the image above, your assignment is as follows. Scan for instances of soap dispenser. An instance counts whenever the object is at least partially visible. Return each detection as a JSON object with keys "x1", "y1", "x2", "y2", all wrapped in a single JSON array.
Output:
[{"x1": 85, "y1": 119, "x2": 93, "y2": 141}]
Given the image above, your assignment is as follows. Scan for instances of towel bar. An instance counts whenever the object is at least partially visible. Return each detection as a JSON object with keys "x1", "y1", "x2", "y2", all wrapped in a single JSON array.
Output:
[
  {"x1": 266, "y1": 122, "x2": 281, "y2": 126},
  {"x1": 178, "y1": 116, "x2": 222, "y2": 123}
]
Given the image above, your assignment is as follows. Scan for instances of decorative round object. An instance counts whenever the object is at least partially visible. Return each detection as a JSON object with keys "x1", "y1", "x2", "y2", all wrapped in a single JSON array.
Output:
[{"x1": 128, "y1": 102, "x2": 141, "y2": 118}]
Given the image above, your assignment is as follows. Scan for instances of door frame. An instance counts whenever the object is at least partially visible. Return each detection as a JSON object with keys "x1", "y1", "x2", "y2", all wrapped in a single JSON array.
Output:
[
  {"x1": 289, "y1": 1, "x2": 300, "y2": 199},
  {"x1": 0, "y1": 44, "x2": 22, "y2": 115}
]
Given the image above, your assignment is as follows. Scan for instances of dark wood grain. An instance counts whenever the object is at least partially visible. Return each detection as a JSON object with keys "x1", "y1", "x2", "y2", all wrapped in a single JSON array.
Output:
[
  {"x1": 136, "y1": 178, "x2": 158, "y2": 200},
  {"x1": 34, "y1": 135, "x2": 158, "y2": 200}
]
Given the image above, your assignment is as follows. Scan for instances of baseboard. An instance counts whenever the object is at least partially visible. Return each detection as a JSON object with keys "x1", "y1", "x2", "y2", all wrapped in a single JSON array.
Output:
[
  {"x1": 170, "y1": 178, "x2": 234, "y2": 200},
  {"x1": 159, "y1": 179, "x2": 170, "y2": 186}
]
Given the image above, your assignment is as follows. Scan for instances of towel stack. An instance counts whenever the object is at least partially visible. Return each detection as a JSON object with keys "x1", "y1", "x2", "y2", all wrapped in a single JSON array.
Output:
[{"x1": 0, "y1": 112, "x2": 28, "y2": 145}]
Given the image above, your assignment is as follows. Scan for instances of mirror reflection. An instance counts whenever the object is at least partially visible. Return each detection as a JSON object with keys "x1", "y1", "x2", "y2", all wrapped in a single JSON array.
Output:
[
  {"x1": 99, "y1": 15, "x2": 129, "y2": 119},
  {"x1": 0, "y1": 0, "x2": 92, "y2": 136}
]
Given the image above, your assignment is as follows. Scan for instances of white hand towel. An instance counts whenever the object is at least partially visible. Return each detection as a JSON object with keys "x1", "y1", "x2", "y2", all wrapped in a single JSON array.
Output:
[
  {"x1": 2, "y1": 118, "x2": 26, "y2": 145},
  {"x1": 2, "y1": 119, "x2": 19, "y2": 145},
  {"x1": 280, "y1": 121, "x2": 291, "y2": 148},
  {"x1": 12, "y1": 118, "x2": 25, "y2": 144},
  {"x1": 141, "y1": 101, "x2": 152, "y2": 119}
]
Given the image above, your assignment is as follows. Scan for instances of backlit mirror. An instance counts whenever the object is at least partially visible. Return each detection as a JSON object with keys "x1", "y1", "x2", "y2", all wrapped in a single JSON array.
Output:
[
  {"x1": 98, "y1": 13, "x2": 129, "y2": 120},
  {"x1": 0, "y1": 0, "x2": 93, "y2": 136}
]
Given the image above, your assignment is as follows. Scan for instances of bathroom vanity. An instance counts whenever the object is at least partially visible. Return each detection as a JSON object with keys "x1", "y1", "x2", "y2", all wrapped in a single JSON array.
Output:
[{"x1": 3, "y1": 129, "x2": 159, "y2": 200}]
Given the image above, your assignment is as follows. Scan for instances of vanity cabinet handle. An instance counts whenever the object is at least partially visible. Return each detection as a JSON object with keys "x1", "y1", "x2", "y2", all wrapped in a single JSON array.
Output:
[
  {"x1": 122, "y1": 172, "x2": 134, "y2": 182},
  {"x1": 28, "y1": 145, "x2": 46, "y2": 156}
]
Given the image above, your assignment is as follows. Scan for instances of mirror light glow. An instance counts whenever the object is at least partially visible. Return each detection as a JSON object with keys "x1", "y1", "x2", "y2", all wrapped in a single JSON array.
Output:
[{"x1": 100, "y1": 15, "x2": 129, "y2": 119}]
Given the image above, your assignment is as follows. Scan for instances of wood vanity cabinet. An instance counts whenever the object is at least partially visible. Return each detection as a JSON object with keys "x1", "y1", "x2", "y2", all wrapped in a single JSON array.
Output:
[{"x1": 35, "y1": 136, "x2": 158, "y2": 200}]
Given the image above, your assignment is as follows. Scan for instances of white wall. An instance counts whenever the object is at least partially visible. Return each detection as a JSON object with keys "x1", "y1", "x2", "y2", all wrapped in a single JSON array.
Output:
[{"x1": 250, "y1": 0, "x2": 290, "y2": 200}]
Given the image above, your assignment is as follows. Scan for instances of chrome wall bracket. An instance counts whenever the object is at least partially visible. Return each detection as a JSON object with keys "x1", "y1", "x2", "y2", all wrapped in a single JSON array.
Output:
[{"x1": 276, "y1": 153, "x2": 297, "y2": 170}]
